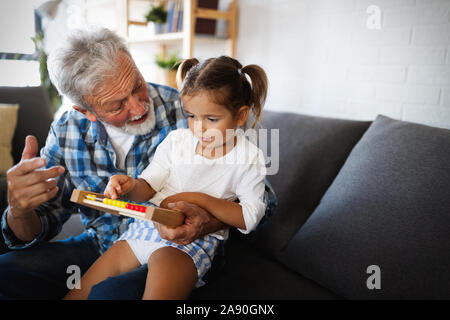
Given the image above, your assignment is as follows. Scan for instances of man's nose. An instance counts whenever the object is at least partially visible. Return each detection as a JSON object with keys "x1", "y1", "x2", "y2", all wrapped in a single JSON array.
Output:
[{"x1": 128, "y1": 95, "x2": 146, "y2": 116}]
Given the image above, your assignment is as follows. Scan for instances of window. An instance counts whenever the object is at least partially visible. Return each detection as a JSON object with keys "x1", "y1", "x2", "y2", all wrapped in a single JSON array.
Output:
[{"x1": 0, "y1": 1, "x2": 42, "y2": 86}]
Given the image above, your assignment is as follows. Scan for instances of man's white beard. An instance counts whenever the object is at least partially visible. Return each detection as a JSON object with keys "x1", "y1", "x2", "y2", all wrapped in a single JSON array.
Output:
[{"x1": 119, "y1": 101, "x2": 156, "y2": 135}]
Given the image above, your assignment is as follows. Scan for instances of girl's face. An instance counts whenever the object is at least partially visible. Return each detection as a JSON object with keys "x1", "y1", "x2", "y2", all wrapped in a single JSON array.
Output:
[{"x1": 182, "y1": 91, "x2": 248, "y2": 150}]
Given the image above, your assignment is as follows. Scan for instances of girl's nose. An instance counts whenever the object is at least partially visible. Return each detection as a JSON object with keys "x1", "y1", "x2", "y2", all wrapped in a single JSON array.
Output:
[{"x1": 194, "y1": 120, "x2": 206, "y2": 132}]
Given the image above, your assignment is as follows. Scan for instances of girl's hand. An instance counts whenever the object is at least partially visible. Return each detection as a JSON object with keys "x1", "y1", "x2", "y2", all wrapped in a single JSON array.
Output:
[{"x1": 104, "y1": 175, "x2": 136, "y2": 200}]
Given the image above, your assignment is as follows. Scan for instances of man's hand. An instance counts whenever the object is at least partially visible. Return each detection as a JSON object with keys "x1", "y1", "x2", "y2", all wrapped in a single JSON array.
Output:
[
  {"x1": 7, "y1": 136, "x2": 65, "y2": 219},
  {"x1": 154, "y1": 201, "x2": 226, "y2": 245}
]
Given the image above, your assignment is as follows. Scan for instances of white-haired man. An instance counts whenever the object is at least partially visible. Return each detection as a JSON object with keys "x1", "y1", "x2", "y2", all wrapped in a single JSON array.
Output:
[{"x1": 0, "y1": 28, "x2": 276, "y2": 299}]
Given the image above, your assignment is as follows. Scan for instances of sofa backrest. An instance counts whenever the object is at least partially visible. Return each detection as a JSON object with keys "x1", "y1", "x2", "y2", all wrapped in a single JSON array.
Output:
[
  {"x1": 245, "y1": 110, "x2": 371, "y2": 260},
  {"x1": 278, "y1": 115, "x2": 450, "y2": 299},
  {"x1": 0, "y1": 86, "x2": 53, "y2": 164}
]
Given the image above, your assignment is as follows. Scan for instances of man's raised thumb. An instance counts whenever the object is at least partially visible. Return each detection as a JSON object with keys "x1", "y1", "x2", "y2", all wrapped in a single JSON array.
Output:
[{"x1": 21, "y1": 135, "x2": 39, "y2": 160}]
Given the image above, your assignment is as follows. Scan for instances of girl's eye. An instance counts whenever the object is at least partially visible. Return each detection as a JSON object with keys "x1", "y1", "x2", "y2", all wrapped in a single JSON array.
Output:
[
  {"x1": 186, "y1": 114, "x2": 194, "y2": 118},
  {"x1": 208, "y1": 117, "x2": 219, "y2": 122}
]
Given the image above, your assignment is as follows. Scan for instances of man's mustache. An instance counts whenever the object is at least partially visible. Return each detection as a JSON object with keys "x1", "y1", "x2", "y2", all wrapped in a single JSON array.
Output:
[{"x1": 126, "y1": 102, "x2": 150, "y2": 123}]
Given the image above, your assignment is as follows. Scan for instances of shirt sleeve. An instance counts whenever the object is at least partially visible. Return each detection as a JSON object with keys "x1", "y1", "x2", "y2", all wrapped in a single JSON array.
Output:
[
  {"x1": 1, "y1": 122, "x2": 75, "y2": 249},
  {"x1": 138, "y1": 130, "x2": 175, "y2": 192},
  {"x1": 235, "y1": 148, "x2": 267, "y2": 234}
]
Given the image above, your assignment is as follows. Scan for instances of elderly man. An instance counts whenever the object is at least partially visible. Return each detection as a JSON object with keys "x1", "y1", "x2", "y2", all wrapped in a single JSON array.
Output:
[{"x1": 0, "y1": 28, "x2": 275, "y2": 299}]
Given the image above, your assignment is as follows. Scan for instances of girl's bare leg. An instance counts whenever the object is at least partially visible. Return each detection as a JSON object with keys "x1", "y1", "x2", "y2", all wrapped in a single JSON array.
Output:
[
  {"x1": 64, "y1": 240, "x2": 140, "y2": 300},
  {"x1": 142, "y1": 246, "x2": 197, "y2": 300}
]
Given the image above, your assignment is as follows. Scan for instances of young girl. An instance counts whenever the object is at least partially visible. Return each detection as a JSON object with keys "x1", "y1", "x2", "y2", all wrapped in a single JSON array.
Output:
[{"x1": 64, "y1": 55, "x2": 269, "y2": 300}]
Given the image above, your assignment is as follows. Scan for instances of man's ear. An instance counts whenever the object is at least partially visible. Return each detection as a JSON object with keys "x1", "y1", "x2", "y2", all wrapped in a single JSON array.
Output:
[
  {"x1": 236, "y1": 105, "x2": 250, "y2": 127},
  {"x1": 72, "y1": 105, "x2": 97, "y2": 122}
]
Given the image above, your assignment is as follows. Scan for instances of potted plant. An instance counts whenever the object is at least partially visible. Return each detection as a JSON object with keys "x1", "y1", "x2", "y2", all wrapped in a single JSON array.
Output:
[
  {"x1": 31, "y1": 30, "x2": 61, "y2": 114},
  {"x1": 155, "y1": 52, "x2": 181, "y2": 89},
  {"x1": 144, "y1": 3, "x2": 168, "y2": 34}
]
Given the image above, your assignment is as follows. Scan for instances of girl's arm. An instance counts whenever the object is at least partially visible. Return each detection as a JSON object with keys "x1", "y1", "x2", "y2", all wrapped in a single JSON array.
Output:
[
  {"x1": 160, "y1": 192, "x2": 246, "y2": 230},
  {"x1": 105, "y1": 175, "x2": 157, "y2": 203},
  {"x1": 127, "y1": 178, "x2": 157, "y2": 203}
]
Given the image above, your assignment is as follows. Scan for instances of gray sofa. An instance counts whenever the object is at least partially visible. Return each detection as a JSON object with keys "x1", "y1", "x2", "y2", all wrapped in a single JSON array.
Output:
[
  {"x1": 192, "y1": 112, "x2": 450, "y2": 300},
  {"x1": 1, "y1": 86, "x2": 449, "y2": 299}
]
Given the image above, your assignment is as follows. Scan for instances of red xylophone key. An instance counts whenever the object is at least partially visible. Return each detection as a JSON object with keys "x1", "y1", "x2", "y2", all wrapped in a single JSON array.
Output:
[{"x1": 125, "y1": 203, "x2": 146, "y2": 212}]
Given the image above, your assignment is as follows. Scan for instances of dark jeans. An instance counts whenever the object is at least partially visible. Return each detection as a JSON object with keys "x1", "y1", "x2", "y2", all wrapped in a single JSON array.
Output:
[{"x1": 0, "y1": 233, "x2": 147, "y2": 299}]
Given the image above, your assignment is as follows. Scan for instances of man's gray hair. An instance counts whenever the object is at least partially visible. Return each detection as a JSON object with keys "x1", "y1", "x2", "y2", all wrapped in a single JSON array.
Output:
[{"x1": 48, "y1": 28, "x2": 131, "y2": 110}]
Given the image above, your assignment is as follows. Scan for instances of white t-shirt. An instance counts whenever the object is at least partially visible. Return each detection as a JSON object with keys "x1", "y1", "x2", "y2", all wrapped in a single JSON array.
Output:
[
  {"x1": 103, "y1": 123, "x2": 134, "y2": 170},
  {"x1": 139, "y1": 128, "x2": 267, "y2": 239}
]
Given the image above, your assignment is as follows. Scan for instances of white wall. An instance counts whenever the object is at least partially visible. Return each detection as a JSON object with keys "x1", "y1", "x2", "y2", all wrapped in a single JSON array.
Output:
[
  {"x1": 236, "y1": 0, "x2": 450, "y2": 129},
  {"x1": 34, "y1": 0, "x2": 450, "y2": 129}
]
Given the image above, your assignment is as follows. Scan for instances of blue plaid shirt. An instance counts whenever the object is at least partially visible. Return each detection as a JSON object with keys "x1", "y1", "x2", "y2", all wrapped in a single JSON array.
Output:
[{"x1": 2, "y1": 83, "x2": 277, "y2": 254}]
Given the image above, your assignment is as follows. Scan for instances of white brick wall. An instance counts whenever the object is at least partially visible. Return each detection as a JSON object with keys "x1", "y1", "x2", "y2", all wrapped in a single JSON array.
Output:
[
  {"x1": 443, "y1": 89, "x2": 450, "y2": 107},
  {"x1": 238, "y1": 0, "x2": 450, "y2": 129}
]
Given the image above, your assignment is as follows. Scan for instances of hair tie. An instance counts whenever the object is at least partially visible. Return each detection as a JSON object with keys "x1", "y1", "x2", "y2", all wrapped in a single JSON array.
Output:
[{"x1": 237, "y1": 68, "x2": 243, "y2": 76}]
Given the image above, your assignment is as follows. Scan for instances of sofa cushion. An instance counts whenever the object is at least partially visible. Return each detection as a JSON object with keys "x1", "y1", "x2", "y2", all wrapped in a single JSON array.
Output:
[
  {"x1": 190, "y1": 232, "x2": 340, "y2": 300},
  {"x1": 247, "y1": 111, "x2": 370, "y2": 258},
  {"x1": 279, "y1": 115, "x2": 450, "y2": 299}
]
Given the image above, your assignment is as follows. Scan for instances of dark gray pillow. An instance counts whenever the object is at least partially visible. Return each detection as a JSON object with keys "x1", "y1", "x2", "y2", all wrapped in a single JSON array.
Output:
[
  {"x1": 279, "y1": 115, "x2": 450, "y2": 299},
  {"x1": 246, "y1": 111, "x2": 370, "y2": 259}
]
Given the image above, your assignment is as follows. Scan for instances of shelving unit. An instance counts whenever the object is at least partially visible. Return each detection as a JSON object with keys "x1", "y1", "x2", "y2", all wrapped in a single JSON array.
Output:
[{"x1": 124, "y1": 0, "x2": 238, "y2": 58}]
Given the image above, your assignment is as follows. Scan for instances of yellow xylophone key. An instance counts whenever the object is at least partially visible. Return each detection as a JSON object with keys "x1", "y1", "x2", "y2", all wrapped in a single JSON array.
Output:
[{"x1": 86, "y1": 194, "x2": 97, "y2": 201}]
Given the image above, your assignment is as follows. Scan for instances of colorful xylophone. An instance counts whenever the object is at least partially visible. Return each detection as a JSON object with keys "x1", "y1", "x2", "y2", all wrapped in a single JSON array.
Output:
[{"x1": 70, "y1": 189, "x2": 185, "y2": 228}]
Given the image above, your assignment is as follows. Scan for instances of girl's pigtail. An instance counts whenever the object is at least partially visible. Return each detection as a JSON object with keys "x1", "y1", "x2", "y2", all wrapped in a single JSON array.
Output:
[
  {"x1": 176, "y1": 58, "x2": 199, "y2": 90},
  {"x1": 241, "y1": 64, "x2": 268, "y2": 127}
]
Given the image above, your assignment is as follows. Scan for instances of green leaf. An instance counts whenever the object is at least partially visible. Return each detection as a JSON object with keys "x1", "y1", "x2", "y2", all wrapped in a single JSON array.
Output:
[
  {"x1": 144, "y1": 4, "x2": 168, "y2": 24},
  {"x1": 155, "y1": 52, "x2": 181, "y2": 70}
]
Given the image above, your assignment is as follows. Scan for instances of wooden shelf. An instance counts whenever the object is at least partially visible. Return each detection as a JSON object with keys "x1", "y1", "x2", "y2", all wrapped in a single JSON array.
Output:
[
  {"x1": 128, "y1": 20, "x2": 148, "y2": 27},
  {"x1": 127, "y1": 32, "x2": 185, "y2": 44},
  {"x1": 195, "y1": 7, "x2": 231, "y2": 20},
  {"x1": 127, "y1": 32, "x2": 229, "y2": 44},
  {"x1": 124, "y1": 0, "x2": 238, "y2": 58}
]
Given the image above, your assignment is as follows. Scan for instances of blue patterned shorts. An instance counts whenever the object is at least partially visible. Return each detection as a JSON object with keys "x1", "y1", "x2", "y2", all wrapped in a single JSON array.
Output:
[{"x1": 119, "y1": 220, "x2": 222, "y2": 287}]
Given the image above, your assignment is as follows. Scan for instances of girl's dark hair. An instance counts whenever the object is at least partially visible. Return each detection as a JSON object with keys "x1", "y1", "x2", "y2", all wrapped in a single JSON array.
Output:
[{"x1": 176, "y1": 55, "x2": 268, "y2": 128}]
